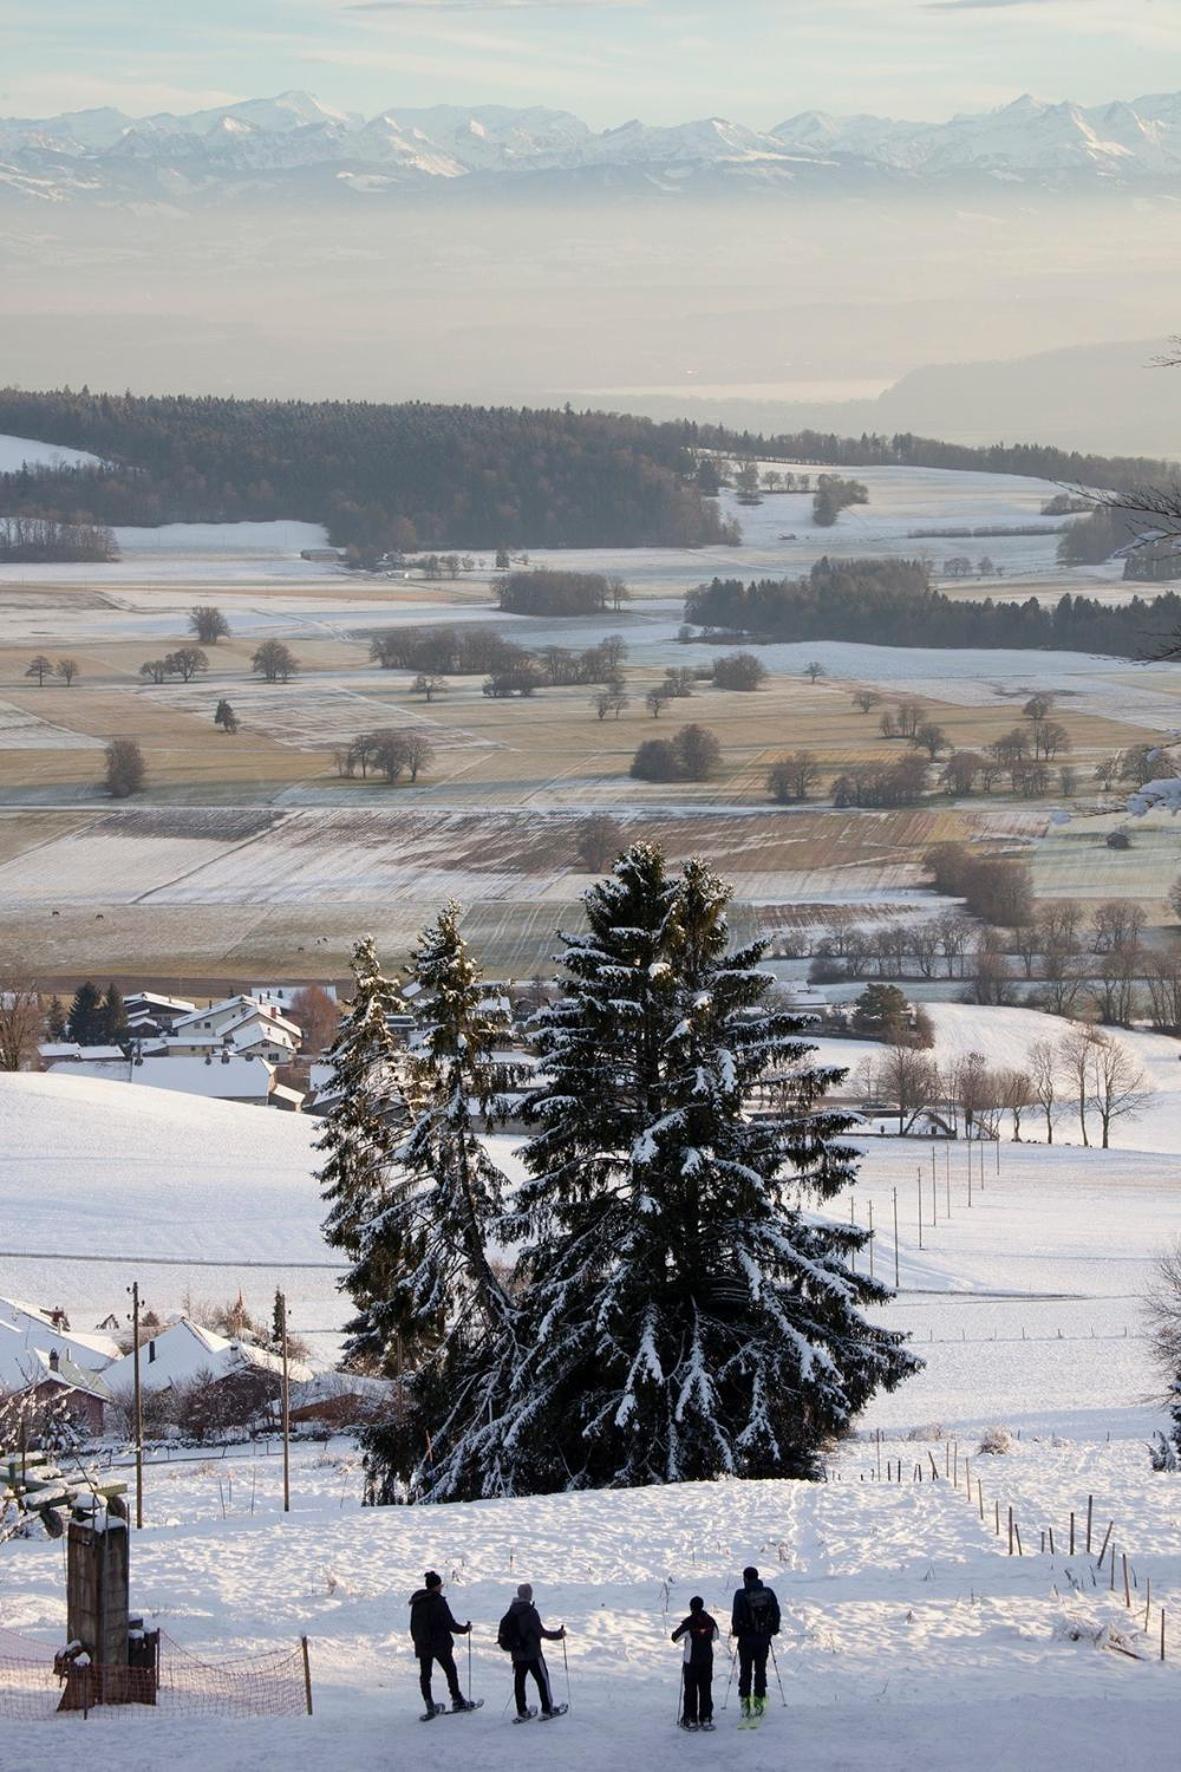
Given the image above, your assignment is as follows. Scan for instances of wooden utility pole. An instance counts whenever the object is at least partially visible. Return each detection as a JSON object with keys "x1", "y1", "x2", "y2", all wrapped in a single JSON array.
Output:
[
  {"x1": 916, "y1": 1168, "x2": 923, "y2": 1251},
  {"x1": 892, "y1": 1187, "x2": 900, "y2": 1288},
  {"x1": 127, "y1": 1282, "x2": 143, "y2": 1529},
  {"x1": 278, "y1": 1289, "x2": 291, "y2": 1514}
]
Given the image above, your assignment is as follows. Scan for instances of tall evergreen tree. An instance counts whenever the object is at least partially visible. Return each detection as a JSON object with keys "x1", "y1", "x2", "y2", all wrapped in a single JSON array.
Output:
[
  {"x1": 66, "y1": 980, "x2": 103, "y2": 1046},
  {"x1": 355, "y1": 905, "x2": 518, "y2": 1504},
  {"x1": 100, "y1": 983, "x2": 128, "y2": 1045},
  {"x1": 494, "y1": 845, "x2": 918, "y2": 1492},
  {"x1": 316, "y1": 936, "x2": 407, "y2": 1316}
]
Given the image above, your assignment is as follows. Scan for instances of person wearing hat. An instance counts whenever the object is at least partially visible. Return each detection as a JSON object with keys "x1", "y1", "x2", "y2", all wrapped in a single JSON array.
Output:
[
  {"x1": 409, "y1": 1570, "x2": 475, "y2": 1719},
  {"x1": 671, "y1": 1595, "x2": 719, "y2": 1731},
  {"x1": 499, "y1": 1582, "x2": 567, "y2": 1721}
]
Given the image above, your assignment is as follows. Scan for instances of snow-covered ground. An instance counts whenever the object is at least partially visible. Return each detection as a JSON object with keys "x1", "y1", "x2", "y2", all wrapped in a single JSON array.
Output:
[
  {"x1": 522, "y1": 463, "x2": 1081, "y2": 590},
  {"x1": 0, "y1": 462, "x2": 1123, "y2": 596},
  {"x1": 4, "y1": 1026, "x2": 1181, "y2": 1766},
  {"x1": 0, "y1": 432, "x2": 101, "y2": 472},
  {"x1": 2, "y1": 1434, "x2": 1179, "y2": 1770}
]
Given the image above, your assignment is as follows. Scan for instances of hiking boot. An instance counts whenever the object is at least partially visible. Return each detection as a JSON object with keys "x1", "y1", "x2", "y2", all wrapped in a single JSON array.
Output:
[
  {"x1": 754, "y1": 1695, "x2": 766, "y2": 1717},
  {"x1": 452, "y1": 1698, "x2": 477, "y2": 1712},
  {"x1": 740, "y1": 1697, "x2": 752, "y2": 1718}
]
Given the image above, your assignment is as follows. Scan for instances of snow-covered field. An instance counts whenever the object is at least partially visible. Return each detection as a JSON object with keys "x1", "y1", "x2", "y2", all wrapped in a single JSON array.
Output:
[
  {"x1": 521, "y1": 463, "x2": 1080, "y2": 590},
  {"x1": 2, "y1": 1427, "x2": 1179, "y2": 1769},
  {"x1": 0, "y1": 461, "x2": 1118, "y2": 597},
  {"x1": 0, "y1": 432, "x2": 100, "y2": 473},
  {"x1": 4, "y1": 1027, "x2": 1181, "y2": 1767}
]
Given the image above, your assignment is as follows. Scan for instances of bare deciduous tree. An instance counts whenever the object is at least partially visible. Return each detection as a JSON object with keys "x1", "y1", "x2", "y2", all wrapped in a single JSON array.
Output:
[
  {"x1": 575, "y1": 814, "x2": 625, "y2": 874},
  {"x1": 1027, "y1": 1039, "x2": 1060, "y2": 1145},
  {"x1": 1088, "y1": 1031, "x2": 1149, "y2": 1149},
  {"x1": 0, "y1": 979, "x2": 43, "y2": 1071}
]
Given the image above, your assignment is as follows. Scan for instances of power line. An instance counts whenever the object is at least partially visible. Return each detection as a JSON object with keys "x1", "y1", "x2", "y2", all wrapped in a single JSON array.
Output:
[{"x1": 0, "y1": 1249, "x2": 343, "y2": 1270}]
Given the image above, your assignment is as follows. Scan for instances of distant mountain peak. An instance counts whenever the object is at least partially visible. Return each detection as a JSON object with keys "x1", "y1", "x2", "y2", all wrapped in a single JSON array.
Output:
[{"x1": 1, "y1": 88, "x2": 1179, "y2": 203}]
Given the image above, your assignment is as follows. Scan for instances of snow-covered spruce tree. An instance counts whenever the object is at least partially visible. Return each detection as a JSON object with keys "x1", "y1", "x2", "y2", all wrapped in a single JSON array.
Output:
[
  {"x1": 316, "y1": 936, "x2": 408, "y2": 1354},
  {"x1": 356, "y1": 903, "x2": 519, "y2": 1503},
  {"x1": 495, "y1": 845, "x2": 918, "y2": 1492}
]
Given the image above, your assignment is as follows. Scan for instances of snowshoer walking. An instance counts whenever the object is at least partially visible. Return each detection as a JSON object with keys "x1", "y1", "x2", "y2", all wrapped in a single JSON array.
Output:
[
  {"x1": 672, "y1": 1595, "x2": 718, "y2": 1731},
  {"x1": 731, "y1": 1566, "x2": 781, "y2": 1720},
  {"x1": 409, "y1": 1571, "x2": 476, "y2": 1719},
  {"x1": 499, "y1": 1583, "x2": 567, "y2": 1721}
]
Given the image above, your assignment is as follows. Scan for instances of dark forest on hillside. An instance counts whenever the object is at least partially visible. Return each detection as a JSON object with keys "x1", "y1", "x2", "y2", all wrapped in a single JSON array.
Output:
[
  {"x1": 685, "y1": 558, "x2": 1181, "y2": 657},
  {"x1": 0, "y1": 390, "x2": 739, "y2": 552},
  {"x1": 0, "y1": 388, "x2": 1172, "y2": 557}
]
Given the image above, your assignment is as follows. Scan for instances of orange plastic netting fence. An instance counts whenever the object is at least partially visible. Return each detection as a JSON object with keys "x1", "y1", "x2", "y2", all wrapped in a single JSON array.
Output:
[{"x1": 0, "y1": 1624, "x2": 309, "y2": 1720}]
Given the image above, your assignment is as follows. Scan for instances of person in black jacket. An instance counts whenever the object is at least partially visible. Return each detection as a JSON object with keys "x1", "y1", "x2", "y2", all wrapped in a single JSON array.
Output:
[
  {"x1": 671, "y1": 1595, "x2": 718, "y2": 1731},
  {"x1": 503, "y1": 1583, "x2": 566, "y2": 1719},
  {"x1": 409, "y1": 1571, "x2": 474, "y2": 1718},
  {"x1": 730, "y1": 1566, "x2": 781, "y2": 1717}
]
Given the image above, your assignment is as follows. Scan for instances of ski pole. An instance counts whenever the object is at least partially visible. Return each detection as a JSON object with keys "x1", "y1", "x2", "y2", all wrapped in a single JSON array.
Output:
[
  {"x1": 674, "y1": 1662, "x2": 683, "y2": 1726},
  {"x1": 468, "y1": 1625, "x2": 473, "y2": 1699},
  {"x1": 721, "y1": 1640, "x2": 738, "y2": 1710},
  {"x1": 769, "y1": 1641, "x2": 787, "y2": 1708},
  {"x1": 562, "y1": 1632, "x2": 571, "y2": 1709}
]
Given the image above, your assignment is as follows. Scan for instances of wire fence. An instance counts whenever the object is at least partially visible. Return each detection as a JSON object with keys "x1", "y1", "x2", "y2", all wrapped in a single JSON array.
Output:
[{"x1": 0, "y1": 1624, "x2": 311, "y2": 1721}]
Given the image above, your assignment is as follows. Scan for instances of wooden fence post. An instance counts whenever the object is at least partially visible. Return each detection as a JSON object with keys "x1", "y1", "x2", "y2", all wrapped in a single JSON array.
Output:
[
  {"x1": 1069, "y1": 1512, "x2": 1075, "y2": 1557},
  {"x1": 1086, "y1": 1495, "x2": 1093, "y2": 1555},
  {"x1": 1014, "y1": 1520, "x2": 1023, "y2": 1557},
  {"x1": 1008, "y1": 1507, "x2": 1014, "y2": 1556},
  {"x1": 1096, "y1": 1521, "x2": 1113, "y2": 1568},
  {"x1": 301, "y1": 1636, "x2": 314, "y2": 1716},
  {"x1": 1144, "y1": 1578, "x2": 1151, "y2": 1632},
  {"x1": 1123, "y1": 1554, "x2": 1131, "y2": 1609}
]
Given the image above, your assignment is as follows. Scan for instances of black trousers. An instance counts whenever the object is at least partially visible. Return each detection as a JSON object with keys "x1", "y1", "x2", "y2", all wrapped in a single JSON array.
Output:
[
  {"x1": 737, "y1": 1641, "x2": 768, "y2": 1700},
  {"x1": 419, "y1": 1649, "x2": 462, "y2": 1708},
  {"x1": 514, "y1": 1655, "x2": 553, "y2": 1715},
  {"x1": 682, "y1": 1661, "x2": 713, "y2": 1723}
]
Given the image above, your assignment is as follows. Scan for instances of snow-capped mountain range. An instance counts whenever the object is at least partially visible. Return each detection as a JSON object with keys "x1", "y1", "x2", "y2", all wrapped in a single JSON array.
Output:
[{"x1": 3, "y1": 89, "x2": 1181, "y2": 203}]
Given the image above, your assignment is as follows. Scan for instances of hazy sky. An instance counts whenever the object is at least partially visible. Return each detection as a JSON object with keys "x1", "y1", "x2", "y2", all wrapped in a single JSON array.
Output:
[{"x1": 3, "y1": 0, "x2": 1179, "y2": 128}]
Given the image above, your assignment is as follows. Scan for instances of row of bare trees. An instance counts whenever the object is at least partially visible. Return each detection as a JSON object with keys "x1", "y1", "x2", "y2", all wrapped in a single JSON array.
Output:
[{"x1": 857, "y1": 1024, "x2": 1148, "y2": 1149}]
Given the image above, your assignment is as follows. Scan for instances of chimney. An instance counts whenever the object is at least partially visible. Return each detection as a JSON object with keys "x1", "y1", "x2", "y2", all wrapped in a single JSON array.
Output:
[{"x1": 48, "y1": 1349, "x2": 60, "y2": 1372}]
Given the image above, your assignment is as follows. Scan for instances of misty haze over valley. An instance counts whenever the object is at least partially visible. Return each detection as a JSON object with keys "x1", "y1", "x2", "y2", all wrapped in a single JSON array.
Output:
[{"x1": 2, "y1": 89, "x2": 1179, "y2": 454}]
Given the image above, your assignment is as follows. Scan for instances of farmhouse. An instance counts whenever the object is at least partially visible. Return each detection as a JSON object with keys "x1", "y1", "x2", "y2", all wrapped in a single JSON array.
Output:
[
  {"x1": 19, "y1": 1348, "x2": 114, "y2": 1435},
  {"x1": 104, "y1": 1318, "x2": 312, "y2": 1400}
]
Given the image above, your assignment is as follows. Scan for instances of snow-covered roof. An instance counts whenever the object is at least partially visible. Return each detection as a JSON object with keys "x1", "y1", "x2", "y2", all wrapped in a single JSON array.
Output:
[
  {"x1": 40, "y1": 1044, "x2": 129, "y2": 1063},
  {"x1": 103, "y1": 1319, "x2": 311, "y2": 1396},
  {"x1": 127, "y1": 1055, "x2": 275, "y2": 1101},
  {"x1": 252, "y1": 983, "x2": 338, "y2": 1005},
  {"x1": 289, "y1": 1371, "x2": 395, "y2": 1407},
  {"x1": 124, "y1": 992, "x2": 196, "y2": 1014},
  {"x1": 0, "y1": 1299, "x2": 119, "y2": 1382},
  {"x1": 172, "y1": 997, "x2": 302, "y2": 1038},
  {"x1": 24, "y1": 1348, "x2": 114, "y2": 1402}
]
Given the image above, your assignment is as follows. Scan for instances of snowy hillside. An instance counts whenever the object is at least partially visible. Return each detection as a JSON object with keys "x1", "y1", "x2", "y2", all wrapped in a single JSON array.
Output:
[
  {"x1": 3, "y1": 1435, "x2": 1181, "y2": 1769},
  {"x1": 0, "y1": 431, "x2": 101, "y2": 472},
  {"x1": 0, "y1": 1072, "x2": 332, "y2": 1343}
]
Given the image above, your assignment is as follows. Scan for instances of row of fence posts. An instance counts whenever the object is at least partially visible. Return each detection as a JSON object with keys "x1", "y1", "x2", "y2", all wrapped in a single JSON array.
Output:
[{"x1": 848, "y1": 1429, "x2": 1169, "y2": 1665}]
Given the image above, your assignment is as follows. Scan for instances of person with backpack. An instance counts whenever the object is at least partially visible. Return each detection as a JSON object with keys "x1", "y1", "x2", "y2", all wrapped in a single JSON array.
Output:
[
  {"x1": 730, "y1": 1566, "x2": 781, "y2": 1720},
  {"x1": 671, "y1": 1595, "x2": 719, "y2": 1731},
  {"x1": 498, "y1": 1582, "x2": 568, "y2": 1722},
  {"x1": 409, "y1": 1571, "x2": 477, "y2": 1720}
]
